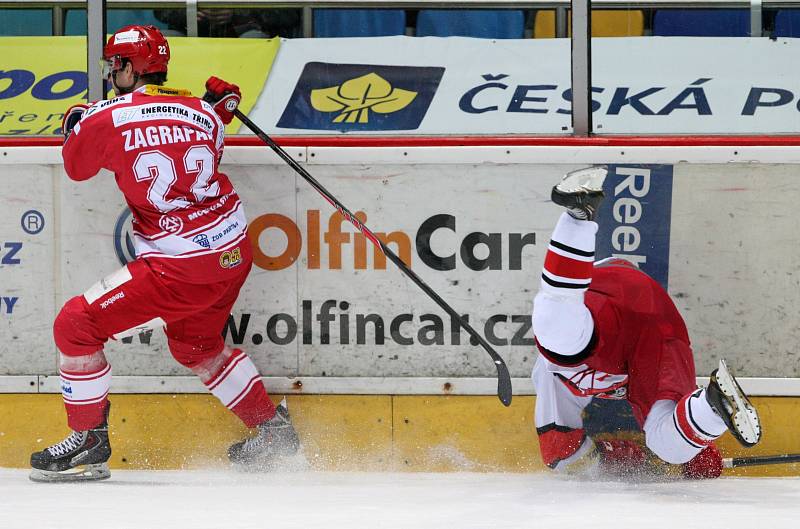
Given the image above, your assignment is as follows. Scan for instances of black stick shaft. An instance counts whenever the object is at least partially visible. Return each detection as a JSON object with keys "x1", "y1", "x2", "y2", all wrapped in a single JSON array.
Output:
[
  {"x1": 233, "y1": 109, "x2": 512, "y2": 406},
  {"x1": 723, "y1": 454, "x2": 800, "y2": 468}
]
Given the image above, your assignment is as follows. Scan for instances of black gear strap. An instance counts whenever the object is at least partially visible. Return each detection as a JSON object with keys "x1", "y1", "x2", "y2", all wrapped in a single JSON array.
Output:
[{"x1": 536, "y1": 331, "x2": 597, "y2": 366}]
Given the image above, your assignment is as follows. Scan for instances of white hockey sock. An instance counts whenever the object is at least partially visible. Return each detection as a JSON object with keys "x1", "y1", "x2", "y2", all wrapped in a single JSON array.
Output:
[
  {"x1": 533, "y1": 212, "x2": 596, "y2": 355},
  {"x1": 204, "y1": 349, "x2": 261, "y2": 410},
  {"x1": 673, "y1": 389, "x2": 727, "y2": 450},
  {"x1": 61, "y1": 362, "x2": 112, "y2": 431},
  {"x1": 540, "y1": 212, "x2": 597, "y2": 295},
  {"x1": 684, "y1": 388, "x2": 728, "y2": 436}
]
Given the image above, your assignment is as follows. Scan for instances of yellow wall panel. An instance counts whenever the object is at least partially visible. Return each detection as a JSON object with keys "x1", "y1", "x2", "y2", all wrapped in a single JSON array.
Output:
[
  {"x1": 2, "y1": 395, "x2": 798, "y2": 476},
  {"x1": 715, "y1": 397, "x2": 800, "y2": 477},
  {"x1": 289, "y1": 395, "x2": 393, "y2": 471},
  {"x1": 534, "y1": 10, "x2": 645, "y2": 38},
  {"x1": 0, "y1": 394, "x2": 393, "y2": 471},
  {"x1": 392, "y1": 396, "x2": 542, "y2": 472}
]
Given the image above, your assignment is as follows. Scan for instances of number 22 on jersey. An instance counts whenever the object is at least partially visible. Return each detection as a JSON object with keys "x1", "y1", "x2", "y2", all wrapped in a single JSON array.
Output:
[{"x1": 132, "y1": 145, "x2": 219, "y2": 213}]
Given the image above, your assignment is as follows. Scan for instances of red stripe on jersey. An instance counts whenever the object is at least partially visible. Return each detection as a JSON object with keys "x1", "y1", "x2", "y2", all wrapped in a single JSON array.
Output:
[
  {"x1": 675, "y1": 395, "x2": 712, "y2": 447},
  {"x1": 544, "y1": 250, "x2": 593, "y2": 280},
  {"x1": 537, "y1": 426, "x2": 587, "y2": 468}
]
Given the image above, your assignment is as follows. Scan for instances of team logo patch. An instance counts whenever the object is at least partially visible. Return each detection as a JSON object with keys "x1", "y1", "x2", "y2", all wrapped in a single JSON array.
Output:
[
  {"x1": 277, "y1": 62, "x2": 445, "y2": 131},
  {"x1": 159, "y1": 215, "x2": 183, "y2": 233},
  {"x1": 225, "y1": 98, "x2": 238, "y2": 112},
  {"x1": 219, "y1": 247, "x2": 242, "y2": 269},
  {"x1": 193, "y1": 234, "x2": 211, "y2": 248}
]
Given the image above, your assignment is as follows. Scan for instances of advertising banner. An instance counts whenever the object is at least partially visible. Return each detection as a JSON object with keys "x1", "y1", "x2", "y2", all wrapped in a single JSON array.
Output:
[
  {"x1": 250, "y1": 36, "x2": 800, "y2": 135},
  {"x1": 3, "y1": 157, "x2": 799, "y2": 379},
  {"x1": 0, "y1": 36, "x2": 280, "y2": 135},
  {"x1": 596, "y1": 165, "x2": 674, "y2": 289},
  {"x1": 0, "y1": 167, "x2": 56, "y2": 374},
  {"x1": 252, "y1": 36, "x2": 572, "y2": 135}
]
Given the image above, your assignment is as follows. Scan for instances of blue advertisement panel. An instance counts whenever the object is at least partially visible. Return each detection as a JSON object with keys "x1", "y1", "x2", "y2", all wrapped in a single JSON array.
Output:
[
  {"x1": 277, "y1": 62, "x2": 445, "y2": 131},
  {"x1": 596, "y1": 165, "x2": 674, "y2": 289}
]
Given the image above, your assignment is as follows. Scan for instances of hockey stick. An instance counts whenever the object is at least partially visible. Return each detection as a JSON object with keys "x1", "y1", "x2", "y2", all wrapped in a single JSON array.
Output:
[
  {"x1": 232, "y1": 109, "x2": 513, "y2": 406},
  {"x1": 723, "y1": 453, "x2": 800, "y2": 468}
]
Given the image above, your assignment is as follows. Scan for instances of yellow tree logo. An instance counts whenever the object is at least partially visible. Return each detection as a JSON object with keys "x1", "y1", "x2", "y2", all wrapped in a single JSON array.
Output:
[{"x1": 310, "y1": 73, "x2": 418, "y2": 124}]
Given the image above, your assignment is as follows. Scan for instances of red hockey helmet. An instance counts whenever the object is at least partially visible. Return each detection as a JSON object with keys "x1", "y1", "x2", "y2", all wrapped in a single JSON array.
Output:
[{"x1": 103, "y1": 25, "x2": 170, "y2": 77}]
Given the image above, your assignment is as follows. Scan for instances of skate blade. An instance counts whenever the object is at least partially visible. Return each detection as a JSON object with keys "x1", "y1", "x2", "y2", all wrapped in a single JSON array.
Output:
[
  {"x1": 557, "y1": 167, "x2": 608, "y2": 193},
  {"x1": 29, "y1": 463, "x2": 110, "y2": 483},
  {"x1": 716, "y1": 359, "x2": 761, "y2": 446}
]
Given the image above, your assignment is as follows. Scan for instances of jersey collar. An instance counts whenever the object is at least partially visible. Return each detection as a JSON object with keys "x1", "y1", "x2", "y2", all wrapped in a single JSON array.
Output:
[{"x1": 137, "y1": 85, "x2": 194, "y2": 97}]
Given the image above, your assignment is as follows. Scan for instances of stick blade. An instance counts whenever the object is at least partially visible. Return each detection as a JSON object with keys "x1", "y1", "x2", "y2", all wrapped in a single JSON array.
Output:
[{"x1": 495, "y1": 361, "x2": 513, "y2": 407}]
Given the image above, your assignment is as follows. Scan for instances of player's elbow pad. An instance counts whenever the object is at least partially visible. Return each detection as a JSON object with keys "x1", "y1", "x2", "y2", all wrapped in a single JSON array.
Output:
[{"x1": 62, "y1": 144, "x2": 100, "y2": 181}]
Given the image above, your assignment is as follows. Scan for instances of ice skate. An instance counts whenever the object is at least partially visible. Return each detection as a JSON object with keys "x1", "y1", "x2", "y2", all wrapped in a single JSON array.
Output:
[
  {"x1": 228, "y1": 399, "x2": 302, "y2": 470},
  {"x1": 706, "y1": 359, "x2": 761, "y2": 447},
  {"x1": 30, "y1": 403, "x2": 111, "y2": 483},
  {"x1": 551, "y1": 166, "x2": 608, "y2": 221}
]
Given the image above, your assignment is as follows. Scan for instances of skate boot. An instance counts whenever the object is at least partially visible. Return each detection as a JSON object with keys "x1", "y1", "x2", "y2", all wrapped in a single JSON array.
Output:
[
  {"x1": 551, "y1": 166, "x2": 608, "y2": 221},
  {"x1": 706, "y1": 359, "x2": 761, "y2": 447},
  {"x1": 228, "y1": 399, "x2": 301, "y2": 469},
  {"x1": 30, "y1": 403, "x2": 111, "y2": 482}
]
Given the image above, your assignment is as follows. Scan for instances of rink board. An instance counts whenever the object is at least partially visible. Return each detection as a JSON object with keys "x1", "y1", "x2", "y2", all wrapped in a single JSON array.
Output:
[
  {"x1": 1, "y1": 394, "x2": 799, "y2": 477},
  {"x1": 3, "y1": 144, "x2": 800, "y2": 476},
  {"x1": 1, "y1": 146, "x2": 800, "y2": 380}
]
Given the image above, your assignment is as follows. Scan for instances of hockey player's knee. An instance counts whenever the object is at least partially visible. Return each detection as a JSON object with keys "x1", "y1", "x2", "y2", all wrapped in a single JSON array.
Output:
[
  {"x1": 167, "y1": 329, "x2": 227, "y2": 382},
  {"x1": 643, "y1": 401, "x2": 698, "y2": 465},
  {"x1": 53, "y1": 296, "x2": 106, "y2": 357},
  {"x1": 532, "y1": 292, "x2": 594, "y2": 355}
]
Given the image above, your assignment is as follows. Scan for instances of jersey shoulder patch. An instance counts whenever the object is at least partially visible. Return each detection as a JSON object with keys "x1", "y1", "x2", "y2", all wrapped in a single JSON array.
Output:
[{"x1": 82, "y1": 94, "x2": 134, "y2": 121}]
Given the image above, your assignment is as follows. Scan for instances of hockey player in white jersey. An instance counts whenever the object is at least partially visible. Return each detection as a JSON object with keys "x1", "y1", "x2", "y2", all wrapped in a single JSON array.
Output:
[{"x1": 531, "y1": 167, "x2": 761, "y2": 478}]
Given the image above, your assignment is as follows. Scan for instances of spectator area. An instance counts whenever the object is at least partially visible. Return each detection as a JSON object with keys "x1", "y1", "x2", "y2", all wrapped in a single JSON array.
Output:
[
  {"x1": 415, "y1": 9, "x2": 525, "y2": 38},
  {"x1": 0, "y1": 6, "x2": 791, "y2": 39},
  {"x1": 652, "y1": 9, "x2": 750, "y2": 37},
  {"x1": 533, "y1": 10, "x2": 645, "y2": 38},
  {"x1": 64, "y1": 9, "x2": 170, "y2": 35},
  {"x1": 0, "y1": 9, "x2": 52, "y2": 36},
  {"x1": 772, "y1": 9, "x2": 800, "y2": 37},
  {"x1": 313, "y1": 9, "x2": 406, "y2": 37}
]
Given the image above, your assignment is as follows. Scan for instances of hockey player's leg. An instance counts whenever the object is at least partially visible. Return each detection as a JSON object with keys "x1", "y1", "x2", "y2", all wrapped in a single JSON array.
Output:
[
  {"x1": 642, "y1": 360, "x2": 761, "y2": 478},
  {"x1": 643, "y1": 399, "x2": 725, "y2": 479},
  {"x1": 532, "y1": 356, "x2": 597, "y2": 473},
  {"x1": 31, "y1": 297, "x2": 113, "y2": 482},
  {"x1": 167, "y1": 269, "x2": 301, "y2": 469},
  {"x1": 171, "y1": 342, "x2": 301, "y2": 468},
  {"x1": 533, "y1": 168, "x2": 607, "y2": 359}
]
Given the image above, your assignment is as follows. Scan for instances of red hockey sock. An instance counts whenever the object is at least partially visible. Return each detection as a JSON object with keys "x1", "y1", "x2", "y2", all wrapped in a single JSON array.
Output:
[
  {"x1": 61, "y1": 363, "x2": 111, "y2": 431},
  {"x1": 541, "y1": 213, "x2": 596, "y2": 294},
  {"x1": 204, "y1": 349, "x2": 275, "y2": 427},
  {"x1": 683, "y1": 444, "x2": 723, "y2": 479}
]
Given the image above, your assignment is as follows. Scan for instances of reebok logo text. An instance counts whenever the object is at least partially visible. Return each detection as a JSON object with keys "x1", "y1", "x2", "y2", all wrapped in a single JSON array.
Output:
[{"x1": 100, "y1": 292, "x2": 125, "y2": 309}]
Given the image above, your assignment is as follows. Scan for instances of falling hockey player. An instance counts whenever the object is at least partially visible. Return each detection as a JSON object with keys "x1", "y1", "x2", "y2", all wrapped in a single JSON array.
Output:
[
  {"x1": 30, "y1": 25, "x2": 300, "y2": 482},
  {"x1": 531, "y1": 166, "x2": 762, "y2": 479}
]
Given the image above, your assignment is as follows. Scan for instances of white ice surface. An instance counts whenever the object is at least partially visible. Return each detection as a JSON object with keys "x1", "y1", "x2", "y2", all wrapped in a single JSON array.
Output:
[{"x1": 1, "y1": 469, "x2": 799, "y2": 529}]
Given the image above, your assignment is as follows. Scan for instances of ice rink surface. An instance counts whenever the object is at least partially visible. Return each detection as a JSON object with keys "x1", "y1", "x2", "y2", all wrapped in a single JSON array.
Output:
[{"x1": 2, "y1": 469, "x2": 799, "y2": 529}]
